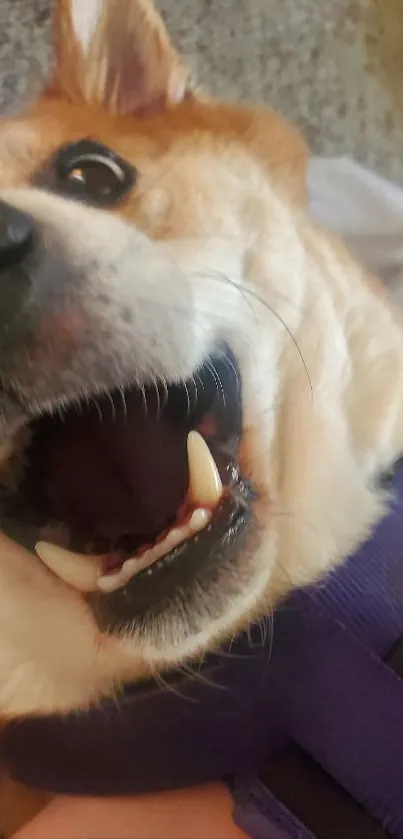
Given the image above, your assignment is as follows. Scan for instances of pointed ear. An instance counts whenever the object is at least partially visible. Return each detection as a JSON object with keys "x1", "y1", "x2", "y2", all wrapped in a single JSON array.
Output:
[{"x1": 46, "y1": 0, "x2": 189, "y2": 115}]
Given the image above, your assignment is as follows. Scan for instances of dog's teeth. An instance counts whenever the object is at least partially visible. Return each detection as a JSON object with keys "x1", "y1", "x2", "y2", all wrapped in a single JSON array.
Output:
[
  {"x1": 97, "y1": 506, "x2": 213, "y2": 594},
  {"x1": 97, "y1": 568, "x2": 128, "y2": 594},
  {"x1": 187, "y1": 431, "x2": 223, "y2": 508},
  {"x1": 164, "y1": 526, "x2": 186, "y2": 550},
  {"x1": 35, "y1": 542, "x2": 102, "y2": 592},
  {"x1": 189, "y1": 508, "x2": 211, "y2": 532}
]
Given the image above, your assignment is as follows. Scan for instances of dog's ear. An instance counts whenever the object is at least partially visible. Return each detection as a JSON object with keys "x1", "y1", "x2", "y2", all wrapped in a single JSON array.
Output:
[{"x1": 45, "y1": 0, "x2": 189, "y2": 115}]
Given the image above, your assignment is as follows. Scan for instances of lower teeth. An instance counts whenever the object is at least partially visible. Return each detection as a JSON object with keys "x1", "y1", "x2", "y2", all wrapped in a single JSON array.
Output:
[
  {"x1": 35, "y1": 506, "x2": 213, "y2": 595},
  {"x1": 96, "y1": 508, "x2": 212, "y2": 593}
]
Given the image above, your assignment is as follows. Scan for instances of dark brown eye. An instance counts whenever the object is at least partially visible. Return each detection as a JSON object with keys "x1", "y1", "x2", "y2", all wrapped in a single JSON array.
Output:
[{"x1": 55, "y1": 140, "x2": 135, "y2": 206}]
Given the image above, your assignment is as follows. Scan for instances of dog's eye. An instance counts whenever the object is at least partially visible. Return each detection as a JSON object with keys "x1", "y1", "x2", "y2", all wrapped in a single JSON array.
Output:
[
  {"x1": 61, "y1": 157, "x2": 127, "y2": 204},
  {"x1": 53, "y1": 140, "x2": 135, "y2": 206}
]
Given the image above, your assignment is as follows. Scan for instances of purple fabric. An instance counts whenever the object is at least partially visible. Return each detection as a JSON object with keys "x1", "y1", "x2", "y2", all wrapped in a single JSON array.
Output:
[
  {"x1": 267, "y1": 464, "x2": 403, "y2": 836},
  {"x1": 230, "y1": 777, "x2": 317, "y2": 839},
  {"x1": 2, "y1": 464, "x2": 403, "y2": 838},
  {"x1": 271, "y1": 597, "x2": 403, "y2": 836},
  {"x1": 1, "y1": 628, "x2": 289, "y2": 795}
]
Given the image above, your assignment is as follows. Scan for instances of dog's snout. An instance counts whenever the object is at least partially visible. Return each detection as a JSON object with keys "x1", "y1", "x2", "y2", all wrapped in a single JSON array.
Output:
[{"x1": 0, "y1": 200, "x2": 33, "y2": 269}]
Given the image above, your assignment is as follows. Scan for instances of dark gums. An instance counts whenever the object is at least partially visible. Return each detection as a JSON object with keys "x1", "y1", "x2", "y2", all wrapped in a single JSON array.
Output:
[{"x1": 89, "y1": 480, "x2": 253, "y2": 631}]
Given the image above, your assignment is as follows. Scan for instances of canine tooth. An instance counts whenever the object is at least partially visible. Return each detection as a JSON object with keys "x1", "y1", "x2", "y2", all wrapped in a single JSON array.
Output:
[
  {"x1": 35, "y1": 542, "x2": 102, "y2": 593},
  {"x1": 187, "y1": 431, "x2": 223, "y2": 508},
  {"x1": 97, "y1": 570, "x2": 126, "y2": 593},
  {"x1": 189, "y1": 508, "x2": 211, "y2": 533}
]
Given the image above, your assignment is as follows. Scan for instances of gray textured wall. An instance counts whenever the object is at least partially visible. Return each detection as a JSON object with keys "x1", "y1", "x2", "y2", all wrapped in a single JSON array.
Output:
[{"x1": 0, "y1": 0, "x2": 402, "y2": 181}]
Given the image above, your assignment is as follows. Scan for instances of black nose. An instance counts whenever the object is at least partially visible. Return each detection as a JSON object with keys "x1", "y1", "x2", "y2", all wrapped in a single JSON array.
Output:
[{"x1": 0, "y1": 200, "x2": 33, "y2": 269}]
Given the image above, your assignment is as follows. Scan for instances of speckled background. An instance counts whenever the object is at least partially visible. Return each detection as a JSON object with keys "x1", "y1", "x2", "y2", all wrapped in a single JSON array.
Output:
[{"x1": 0, "y1": 0, "x2": 402, "y2": 181}]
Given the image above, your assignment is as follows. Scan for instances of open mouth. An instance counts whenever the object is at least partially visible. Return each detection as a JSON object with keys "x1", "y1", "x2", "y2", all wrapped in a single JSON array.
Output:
[{"x1": 0, "y1": 348, "x2": 253, "y2": 619}]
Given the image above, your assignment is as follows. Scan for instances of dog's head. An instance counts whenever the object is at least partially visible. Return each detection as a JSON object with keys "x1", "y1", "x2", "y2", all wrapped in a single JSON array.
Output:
[{"x1": 0, "y1": 0, "x2": 402, "y2": 717}]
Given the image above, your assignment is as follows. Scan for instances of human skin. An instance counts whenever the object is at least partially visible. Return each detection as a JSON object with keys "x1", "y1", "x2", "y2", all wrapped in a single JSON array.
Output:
[{"x1": 13, "y1": 783, "x2": 247, "y2": 839}]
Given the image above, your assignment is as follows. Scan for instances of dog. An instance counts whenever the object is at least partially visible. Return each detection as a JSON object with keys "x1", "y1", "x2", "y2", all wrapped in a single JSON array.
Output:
[{"x1": 0, "y1": 0, "x2": 401, "y2": 736}]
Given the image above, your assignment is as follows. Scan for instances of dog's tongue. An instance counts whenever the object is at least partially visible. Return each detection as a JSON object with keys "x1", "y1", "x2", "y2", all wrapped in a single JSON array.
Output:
[{"x1": 37, "y1": 393, "x2": 189, "y2": 542}]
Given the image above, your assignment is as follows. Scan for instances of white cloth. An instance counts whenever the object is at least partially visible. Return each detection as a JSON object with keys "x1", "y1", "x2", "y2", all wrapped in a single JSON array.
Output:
[{"x1": 308, "y1": 157, "x2": 403, "y2": 307}]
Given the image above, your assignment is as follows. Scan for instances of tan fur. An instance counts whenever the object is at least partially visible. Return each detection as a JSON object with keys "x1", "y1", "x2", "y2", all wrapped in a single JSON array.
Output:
[
  {"x1": 0, "y1": 0, "x2": 400, "y2": 711},
  {"x1": 0, "y1": 3, "x2": 403, "y2": 829}
]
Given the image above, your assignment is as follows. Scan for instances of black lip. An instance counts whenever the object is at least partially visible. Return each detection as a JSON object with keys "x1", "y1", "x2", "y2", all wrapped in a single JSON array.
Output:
[{"x1": 89, "y1": 449, "x2": 255, "y2": 632}]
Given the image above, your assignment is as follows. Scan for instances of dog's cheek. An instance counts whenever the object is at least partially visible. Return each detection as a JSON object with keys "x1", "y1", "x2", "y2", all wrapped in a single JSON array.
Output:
[{"x1": 0, "y1": 534, "x2": 120, "y2": 717}]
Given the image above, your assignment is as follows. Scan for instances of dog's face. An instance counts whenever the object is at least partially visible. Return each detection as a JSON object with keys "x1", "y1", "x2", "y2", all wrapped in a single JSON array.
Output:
[{"x1": 0, "y1": 0, "x2": 402, "y2": 717}]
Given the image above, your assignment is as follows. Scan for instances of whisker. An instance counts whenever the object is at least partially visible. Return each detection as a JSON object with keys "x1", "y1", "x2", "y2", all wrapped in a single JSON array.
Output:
[
  {"x1": 184, "y1": 381, "x2": 192, "y2": 417},
  {"x1": 207, "y1": 359, "x2": 226, "y2": 409},
  {"x1": 223, "y1": 354, "x2": 241, "y2": 396},
  {"x1": 179, "y1": 661, "x2": 228, "y2": 691},
  {"x1": 215, "y1": 644, "x2": 259, "y2": 662},
  {"x1": 117, "y1": 384, "x2": 128, "y2": 420},
  {"x1": 263, "y1": 610, "x2": 274, "y2": 666},
  {"x1": 195, "y1": 265, "x2": 260, "y2": 330},
  {"x1": 153, "y1": 378, "x2": 161, "y2": 419},
  {"x1": 190, "y1": 374, "x2": 199, "y2": 412},
  {"x1": 195, "y1": 372, "x2": 205, "y2": 394},
  {"x1": 160, "y1": 377, "x2": 169, "y2": 410},
  {"x1": 140, "y1": 382, "x2": 148, "y2": 417},
  {"x1": 150, "y1": 671, "x2": 197, "y2": 702},
  {"x1": 105, "y1": 390, "x2": 116, "y2": 422},
  {"x1": 93, "y1": 399, "x2": 104, "y2": 423},
  {"x1": 194, "y1": 269, "x2": 312, "y2": 396}
]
